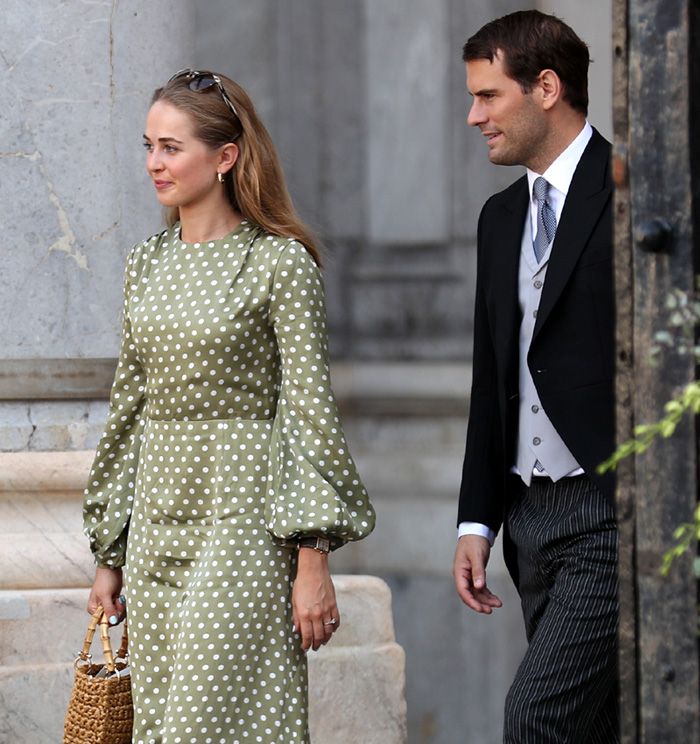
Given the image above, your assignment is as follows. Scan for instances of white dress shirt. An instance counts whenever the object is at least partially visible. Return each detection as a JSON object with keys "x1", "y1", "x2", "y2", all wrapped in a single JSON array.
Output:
[{"x1": 459, "y1": 122, "x2": 593, "y2": 545}]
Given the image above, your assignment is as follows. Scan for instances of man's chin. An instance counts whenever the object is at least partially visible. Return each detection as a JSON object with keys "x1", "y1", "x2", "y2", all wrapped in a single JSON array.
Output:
[{"x1": 488, "y1": 149, "x2": 517, "y2": 166}]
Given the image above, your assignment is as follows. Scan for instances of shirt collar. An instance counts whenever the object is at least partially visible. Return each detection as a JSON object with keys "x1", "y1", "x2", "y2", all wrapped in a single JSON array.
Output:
[{"x1": 526, "y1": 121, "x2": 593, "y2": 200}]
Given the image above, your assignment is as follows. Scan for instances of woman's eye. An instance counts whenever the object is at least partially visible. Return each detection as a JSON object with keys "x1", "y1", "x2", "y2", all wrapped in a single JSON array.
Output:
[
  {"x1": 164, "y1": 145, "x2": 178, "y2": 154},
  {"x1": 143, "y1": 142, "x2": 153, "y2": 152}
]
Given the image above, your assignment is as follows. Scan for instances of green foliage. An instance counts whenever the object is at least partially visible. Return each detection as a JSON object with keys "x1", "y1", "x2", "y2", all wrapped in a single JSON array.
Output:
[
  {"x1": 599, "y1": 286, "x2": 700, "y2": 580},
  {"x1": 597, "y1": 380, "x2": 700, "y2": 473},
  {"x1": 659, "y1": 504, "x2": 700, "y2": 578}
]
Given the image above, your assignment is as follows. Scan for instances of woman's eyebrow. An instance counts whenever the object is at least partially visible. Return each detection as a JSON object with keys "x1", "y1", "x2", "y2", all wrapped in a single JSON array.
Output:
[{"x1": 142, "y1": 134, "x2": 185, "y2": 144}]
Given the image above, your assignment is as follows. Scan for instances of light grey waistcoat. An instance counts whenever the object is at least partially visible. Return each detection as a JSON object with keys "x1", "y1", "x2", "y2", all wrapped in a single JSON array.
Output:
[{"x1": 516, "y1": 221, "x2": 581, "y2": 486}]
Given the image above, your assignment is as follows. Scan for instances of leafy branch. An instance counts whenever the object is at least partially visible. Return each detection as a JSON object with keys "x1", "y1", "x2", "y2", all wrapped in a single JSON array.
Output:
[
  {"x1": 597, "y1": 380, "x2": 700, "y2": 474},
  {"x1": 597, "y1": 286, "x2": 700, "y2": 579},
  {"x1": 660, "y1": 503, "x2": 700, "y2": 578}
]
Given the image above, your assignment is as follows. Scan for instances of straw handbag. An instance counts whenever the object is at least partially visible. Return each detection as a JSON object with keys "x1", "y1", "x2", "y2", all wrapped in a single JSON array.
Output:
[{"x1": 63, "y1": 606, "x2": 133, "y2": 744}]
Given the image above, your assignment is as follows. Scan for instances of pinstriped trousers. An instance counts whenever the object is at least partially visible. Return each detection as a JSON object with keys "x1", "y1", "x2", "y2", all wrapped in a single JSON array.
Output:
[{"x1": 503, "y1": 476, "x2": 619, "y2": 744}]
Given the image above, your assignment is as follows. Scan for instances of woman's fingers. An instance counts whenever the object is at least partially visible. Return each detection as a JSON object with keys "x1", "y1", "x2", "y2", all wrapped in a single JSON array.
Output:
[
  {"x1": 322, "y1": 618, "x2": 335, "y2": 643},
  {"x1": 86, "y1": 587, "x2": 99, "y2": 615},
  {"x1": 321, "y1": 605, "x2": 340, "y2": 643},
  {"x1": 114, "y1": 594, "x2": 127, "y2": 622},
  {"x1": 86, "y1": 568, "x2": 125, "y2": 624},
  {"x1": 296, "y1": 604, "x2": 340, "y2": 651},
  {"x1": 310, "y1": 613, "x2": 326, "y2": 651},
  {"x1": 299, "y1": 618, "x2": 314, "y2": 652}
]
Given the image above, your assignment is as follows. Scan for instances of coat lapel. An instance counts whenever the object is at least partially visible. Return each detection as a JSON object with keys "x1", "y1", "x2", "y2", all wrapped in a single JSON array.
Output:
[
  {"x1": 532, "y1": 130, "x2": 612, "y2": 340},
  {"x1": 489, "y1": 178, "x2": 528, "y2": 377}
]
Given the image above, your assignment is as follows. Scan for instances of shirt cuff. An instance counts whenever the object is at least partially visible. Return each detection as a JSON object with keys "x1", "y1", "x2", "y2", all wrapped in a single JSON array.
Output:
[{"x1": 457, "y1": 521, "x2": 497, "y2": 546}]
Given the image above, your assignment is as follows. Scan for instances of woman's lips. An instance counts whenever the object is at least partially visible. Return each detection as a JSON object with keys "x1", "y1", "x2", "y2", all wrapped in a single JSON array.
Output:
[{"x1": 154, "y1": 180, "x2": 173, "y2": 190}]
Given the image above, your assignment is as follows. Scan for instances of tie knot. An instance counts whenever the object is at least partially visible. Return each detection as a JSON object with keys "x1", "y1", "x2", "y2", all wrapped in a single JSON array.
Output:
[{"x1": 533, "y1": 177, "x2": 549, "y2": 203}]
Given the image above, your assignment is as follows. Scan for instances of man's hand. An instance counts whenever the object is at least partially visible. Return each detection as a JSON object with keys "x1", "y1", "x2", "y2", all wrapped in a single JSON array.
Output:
[{"x1": 453, "y1": 534, "x2": 503, "y2": 614}]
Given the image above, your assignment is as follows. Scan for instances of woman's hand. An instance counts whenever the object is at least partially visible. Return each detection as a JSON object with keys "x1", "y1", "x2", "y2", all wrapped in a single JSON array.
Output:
[
  {"x1": 87, "y1": 567, "x2": 126, "y2": 626},
  {"x1": 292, "y1": 548, "x2": 340, "y2": 652}
]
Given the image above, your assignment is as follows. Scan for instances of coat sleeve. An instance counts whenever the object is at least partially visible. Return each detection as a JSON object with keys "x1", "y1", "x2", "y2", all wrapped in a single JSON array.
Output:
[
  {"x1": 83, "y1": 244, "x2": 147, "y2": 568},
  {"x1": 457, "y1": 205, "x2": 507, "y2": 533},
  {"x1": 265, "y1": 241, "x2": 375, "y2": 548}
]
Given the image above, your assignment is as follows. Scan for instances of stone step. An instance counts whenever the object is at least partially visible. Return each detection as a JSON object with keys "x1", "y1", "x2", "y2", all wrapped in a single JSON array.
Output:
[
  {"x1": 0, "y1": 577, "x2": 406, "y2": 743},
  {"x1": 0, "y1": 450, "x2": 93, "y2": 491},
  {"x1": 0, "y1": 662, "x2": 75, "y2": 743}
]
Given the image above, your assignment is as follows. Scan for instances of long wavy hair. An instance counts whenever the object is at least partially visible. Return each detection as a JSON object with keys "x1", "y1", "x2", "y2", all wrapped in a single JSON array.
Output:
[{"x1": 152, "y1": 72, "x2": 321, "y2": 265}]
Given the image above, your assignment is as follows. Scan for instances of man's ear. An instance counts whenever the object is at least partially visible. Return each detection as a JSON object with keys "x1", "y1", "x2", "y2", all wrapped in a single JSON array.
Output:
[
  {"x1": 218, "y1": 142, "x2": 239, "y2": 174},
  {"x1": 537, "y1": 69, "x2": 563, "y2": 111}
]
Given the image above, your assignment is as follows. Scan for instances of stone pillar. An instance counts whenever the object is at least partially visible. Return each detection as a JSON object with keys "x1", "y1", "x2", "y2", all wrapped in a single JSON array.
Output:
[
  {"x1": 0, "y1": 0, "x2": 195, "y2": 448},
  {"x1": 308, "y1": 577, "x2": 407, "y2": 743}
]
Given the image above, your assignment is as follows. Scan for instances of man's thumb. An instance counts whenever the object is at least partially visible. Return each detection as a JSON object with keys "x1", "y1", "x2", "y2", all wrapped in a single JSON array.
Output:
[{"x1": 472, "y1": 558, "x2": 486, "y2": 589}]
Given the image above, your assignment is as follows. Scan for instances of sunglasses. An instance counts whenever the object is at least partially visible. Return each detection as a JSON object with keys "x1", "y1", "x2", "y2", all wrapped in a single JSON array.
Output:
[{"x1": 168, "y1": 69, "x2": 241, "y2": 130}]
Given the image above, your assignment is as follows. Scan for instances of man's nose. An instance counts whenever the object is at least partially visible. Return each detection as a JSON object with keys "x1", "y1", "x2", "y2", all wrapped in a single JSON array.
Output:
[{"x1": 467, "y1": 100, "x2": 485, "y2": 127}]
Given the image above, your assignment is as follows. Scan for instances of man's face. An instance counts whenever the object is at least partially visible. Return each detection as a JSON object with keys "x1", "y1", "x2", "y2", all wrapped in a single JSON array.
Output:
[{"x1": 466, "y1": 53, "x2": 547, "y2": 169}]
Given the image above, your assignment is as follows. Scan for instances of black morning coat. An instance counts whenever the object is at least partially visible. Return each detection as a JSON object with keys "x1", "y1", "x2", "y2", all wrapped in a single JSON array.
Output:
[{"x1": 457, "y1": 128, "x2": 615, "y2": 545}]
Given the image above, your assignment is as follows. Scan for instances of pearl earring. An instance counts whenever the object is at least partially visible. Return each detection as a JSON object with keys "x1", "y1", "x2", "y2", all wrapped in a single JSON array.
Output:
[{"x1": 217, "y1": 172, "x2": 224, "y2": 183}]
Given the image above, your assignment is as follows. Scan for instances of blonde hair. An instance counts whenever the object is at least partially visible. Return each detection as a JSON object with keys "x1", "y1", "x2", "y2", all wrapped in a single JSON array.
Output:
[{"x1": 152, "y1": 72, "x2": 321, "y2": 265}]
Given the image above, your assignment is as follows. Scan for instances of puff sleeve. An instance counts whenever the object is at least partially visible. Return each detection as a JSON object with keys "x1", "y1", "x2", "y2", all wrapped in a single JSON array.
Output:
[
  {"x1": 83, "y1": 244, "x2": 147, "y2": 568},
  {"x1": 265, "y1": 241, "x2": 375, "y2": 548}
]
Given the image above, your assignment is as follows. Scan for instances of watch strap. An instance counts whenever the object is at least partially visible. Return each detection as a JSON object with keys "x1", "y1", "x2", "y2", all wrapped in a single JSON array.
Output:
[{"x1": 297, "y1": 536, "x2": 331, "y2": 554}]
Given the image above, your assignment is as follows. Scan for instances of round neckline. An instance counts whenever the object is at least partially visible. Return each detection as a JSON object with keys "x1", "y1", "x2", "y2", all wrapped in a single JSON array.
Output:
[{"x1": 176, "y1": 219, "x2": 251, "y2": 248}]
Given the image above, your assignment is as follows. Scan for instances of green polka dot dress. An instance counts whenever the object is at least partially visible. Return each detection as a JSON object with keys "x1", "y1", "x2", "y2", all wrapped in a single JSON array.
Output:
[{"x1": 83, "y1": 221, "x2": 375, "y2": 744}]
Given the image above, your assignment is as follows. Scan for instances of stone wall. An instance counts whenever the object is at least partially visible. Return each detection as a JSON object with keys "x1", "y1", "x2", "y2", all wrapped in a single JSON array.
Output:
[{"x1": 0, "y1": 0, "x2": 195, "y2": 447}]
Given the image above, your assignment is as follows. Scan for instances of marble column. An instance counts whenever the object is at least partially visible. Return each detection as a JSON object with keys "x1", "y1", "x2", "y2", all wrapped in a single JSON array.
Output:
[{"x1": 0, "y1": 0, "x2": 195, "y2": 449}]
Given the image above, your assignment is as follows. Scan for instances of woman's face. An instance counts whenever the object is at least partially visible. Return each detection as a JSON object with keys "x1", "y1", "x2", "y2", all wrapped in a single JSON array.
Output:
[{"x1": 143, "y1": 100, "x2": 223, "y2": 210}]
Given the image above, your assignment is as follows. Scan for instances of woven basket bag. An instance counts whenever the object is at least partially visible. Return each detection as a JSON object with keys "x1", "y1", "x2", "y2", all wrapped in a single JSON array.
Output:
[{"x1": 63, "y1": 606, "x2": 133, "y2": 744}]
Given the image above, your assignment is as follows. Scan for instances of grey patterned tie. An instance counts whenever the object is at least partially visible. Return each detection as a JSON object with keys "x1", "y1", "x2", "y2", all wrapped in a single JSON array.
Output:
[{"x1": 532, "y1": 177, "x2": 557, "y2": 263}]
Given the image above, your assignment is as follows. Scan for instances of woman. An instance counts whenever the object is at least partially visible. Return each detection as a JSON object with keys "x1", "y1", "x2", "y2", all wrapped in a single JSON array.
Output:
[{"x1": 83, "y1": 69, "x2": 375, "y2": 744}]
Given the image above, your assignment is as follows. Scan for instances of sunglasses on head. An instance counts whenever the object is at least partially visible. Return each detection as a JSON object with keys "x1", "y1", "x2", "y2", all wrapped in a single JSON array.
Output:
[{"x1": 168, "y1": 69, "x2": 241, "y2": 131}]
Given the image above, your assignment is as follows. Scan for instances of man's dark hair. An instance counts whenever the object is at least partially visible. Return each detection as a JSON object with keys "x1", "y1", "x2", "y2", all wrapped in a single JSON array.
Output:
[{"x1": 462, "y1": 10, "x2": 589, "y2": 115}]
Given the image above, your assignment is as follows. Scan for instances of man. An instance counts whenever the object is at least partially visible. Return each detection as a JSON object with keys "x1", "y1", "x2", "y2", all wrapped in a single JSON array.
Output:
[{"x1": 453, "y1": 11, "x2": 618, "y2": 743}]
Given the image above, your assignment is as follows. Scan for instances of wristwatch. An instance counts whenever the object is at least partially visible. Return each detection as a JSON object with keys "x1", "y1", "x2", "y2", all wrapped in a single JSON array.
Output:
[{"x1": 298, "y1": 536, "x2": 331, "y2": 554}]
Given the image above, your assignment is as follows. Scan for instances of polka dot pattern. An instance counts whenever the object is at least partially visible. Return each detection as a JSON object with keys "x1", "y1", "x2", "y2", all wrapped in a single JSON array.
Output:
[{"x1": 83, "y1": 221, "x2": 375, "y2": 743}]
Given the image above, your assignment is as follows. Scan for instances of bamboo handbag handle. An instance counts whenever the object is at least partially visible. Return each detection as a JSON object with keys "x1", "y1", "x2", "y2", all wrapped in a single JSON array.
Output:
[{"x1": 75, "y1": 605, "x2": 129, "y2": 674}]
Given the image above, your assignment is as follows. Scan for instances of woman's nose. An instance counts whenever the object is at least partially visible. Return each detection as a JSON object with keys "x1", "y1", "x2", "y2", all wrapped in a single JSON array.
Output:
[{"x1": 147, "y1": 150, "x2": 163, "y2": 173}]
